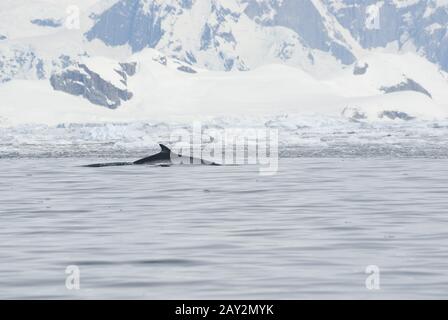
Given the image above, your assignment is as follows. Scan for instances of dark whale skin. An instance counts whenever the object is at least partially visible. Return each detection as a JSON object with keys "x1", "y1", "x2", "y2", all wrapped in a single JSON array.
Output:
[{"x1": 83, "y1": 144, "x2": 220, "y2": 167}]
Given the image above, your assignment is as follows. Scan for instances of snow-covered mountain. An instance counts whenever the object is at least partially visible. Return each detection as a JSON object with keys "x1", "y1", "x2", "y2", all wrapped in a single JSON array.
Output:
[
  {"x1": 1, "y1": 0, "x2": 448, "y2": 125},
  {"x1": 325, "y1": 0, "x2": 448, "y2": 70},
  {"x1": 84, "y1": 0, "x2": 358, "y2": 71}
]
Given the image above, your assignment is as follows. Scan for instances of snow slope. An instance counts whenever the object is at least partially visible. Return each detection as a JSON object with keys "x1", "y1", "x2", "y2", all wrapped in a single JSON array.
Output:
[
  {"x1": 0, "y1": 0, "x2": 448, "y2": 126},
  {"x1": 1, "y1": 49, "x2": 447, "y2": 126}
]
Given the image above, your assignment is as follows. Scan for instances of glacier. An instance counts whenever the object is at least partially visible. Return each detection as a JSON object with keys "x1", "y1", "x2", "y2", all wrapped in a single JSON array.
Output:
[
  {"x1": 3, "y1": 115, "x2": 448, "y2": 159},
  {"x1": 0, "y1": 0, "x2": 448, "y2": 127}
]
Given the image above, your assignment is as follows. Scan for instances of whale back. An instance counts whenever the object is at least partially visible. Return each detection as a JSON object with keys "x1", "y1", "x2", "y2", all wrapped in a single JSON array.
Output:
[
  {"x1": 84, "y1": 143, "x2": 221, "y2": 167},
  {"x1": 133, "y1": 144, "x2": 172, "y2": 165}
]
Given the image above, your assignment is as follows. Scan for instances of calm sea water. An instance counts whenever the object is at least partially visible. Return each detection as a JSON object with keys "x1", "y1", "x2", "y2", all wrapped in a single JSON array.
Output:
[{"x1": 1, "y1": 158, "x2": 448, "y2": 299}]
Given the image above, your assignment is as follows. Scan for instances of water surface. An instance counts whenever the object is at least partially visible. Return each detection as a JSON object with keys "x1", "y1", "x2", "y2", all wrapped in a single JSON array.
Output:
[{"x1": 1, "y1": 158, "x2": 448, "y2": 299}]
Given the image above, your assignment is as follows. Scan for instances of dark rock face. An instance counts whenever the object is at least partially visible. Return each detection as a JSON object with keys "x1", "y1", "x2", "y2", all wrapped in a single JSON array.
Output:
[
  {"x1": 380, "y1": 78, "x2": 432, "y2": 98},
  {"x1": 354, "y1": 62, "x2": 369, "y2": 75},
  {"x1": 30, "y1": 19, "x2": 62, "y2": 28},
  {"x1": 119, "y1": 62, "x2": 137, "y2": 76},
  {"x1": 325, "y1": 0, "x2": 448, "y2": 71},
  {"x1": 50, "y1": 63, "x2": 136, "y2": 109},
  {"x1": 36, "y1": 59, "x2": 46, "y2": 79},
  {"x1": 85, "y1": 0, "x2": 164, "y2": 52},
  {"x1": 177, "y1": 65, "x2": 197, "y2": 73},
  {"x1": 0, "y1": 35, "x2": 6, "y2": 40},
  {"x1": 244, "y1": 0, "x2": 356, "y2": 65},
  {"x1": 0, "y1": 48, "x2": 43, "y2": 83},
  {"x1": 379, "y1": 111, "x2": 415, "y2": 121},
  {"x1": 114, "y1": 62, "x2": 137, "y2": 86}
]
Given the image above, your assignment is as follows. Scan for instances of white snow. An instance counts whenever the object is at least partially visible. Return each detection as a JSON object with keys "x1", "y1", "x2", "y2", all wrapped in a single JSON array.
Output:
[
  {"x1": 1, "y1": 0, "x2": 448, "y2": 129},
  {"x1": 1, "y1": 49, "x2": 447, "y2": 127},
  {"x1": 80, "y1": 56, "x2": 128, "y2": 90},
  {"x1": 392, "y1": 0, "x2": 420, "y2": 8}
]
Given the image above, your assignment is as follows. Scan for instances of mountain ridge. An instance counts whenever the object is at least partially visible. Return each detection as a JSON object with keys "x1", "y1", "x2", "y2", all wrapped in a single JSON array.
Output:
[{"x1": 1, "y1": 0, "x2": 448, "y2": 122}]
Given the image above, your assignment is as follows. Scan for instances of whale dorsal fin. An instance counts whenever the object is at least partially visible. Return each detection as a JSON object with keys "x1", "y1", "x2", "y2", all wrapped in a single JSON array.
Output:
[{"x1": 159, "y1": 144, "x2": 171, "y2": 153}]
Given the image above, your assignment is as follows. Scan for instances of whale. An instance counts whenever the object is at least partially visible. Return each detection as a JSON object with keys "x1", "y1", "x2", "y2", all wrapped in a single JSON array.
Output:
[{"x1": 84, "y1": 144, "x2": 220, "y2": 167}]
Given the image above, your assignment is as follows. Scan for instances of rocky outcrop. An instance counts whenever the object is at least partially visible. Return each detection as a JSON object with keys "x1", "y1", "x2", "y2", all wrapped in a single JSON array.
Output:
[
  {"x1": 119, "y1": 62, "x2": 137, "y2": 77},
  {"x1": 0, "y1": 47, "x2": 44, "y2": 83},
  {"x1": 244, "y1": 0, "x2": 356, "y2": 65},
  {"x1": 30, "y1": 19, "x2": 62, "y2": 28},
  {"x1": 50, "y1": 62, "x2": 136, "y2": 109},
  {"x1": 177, "y1": 65, "x2": 197, "y2": 73},
  {"x1": 353, "y1": 62, "x2": 368, "y2": 75},
  {"x1": 379, "y1": 111, "x2": 415, "y2": 121},
  {"x1": 380, "y1": 78, "x2": 432, "y2": 98},
  {"x1": 86, "y1": 0, "x2": 165, "y2": 52},
  {"x1": 341, "y1": 107, "x2": 367, "y2": 122}
]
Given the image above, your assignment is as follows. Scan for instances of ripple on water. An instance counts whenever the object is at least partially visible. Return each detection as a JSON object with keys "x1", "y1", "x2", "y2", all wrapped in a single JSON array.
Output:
[{"x1": 1, "y1": 158, "x2": 448, "y2": 299}]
